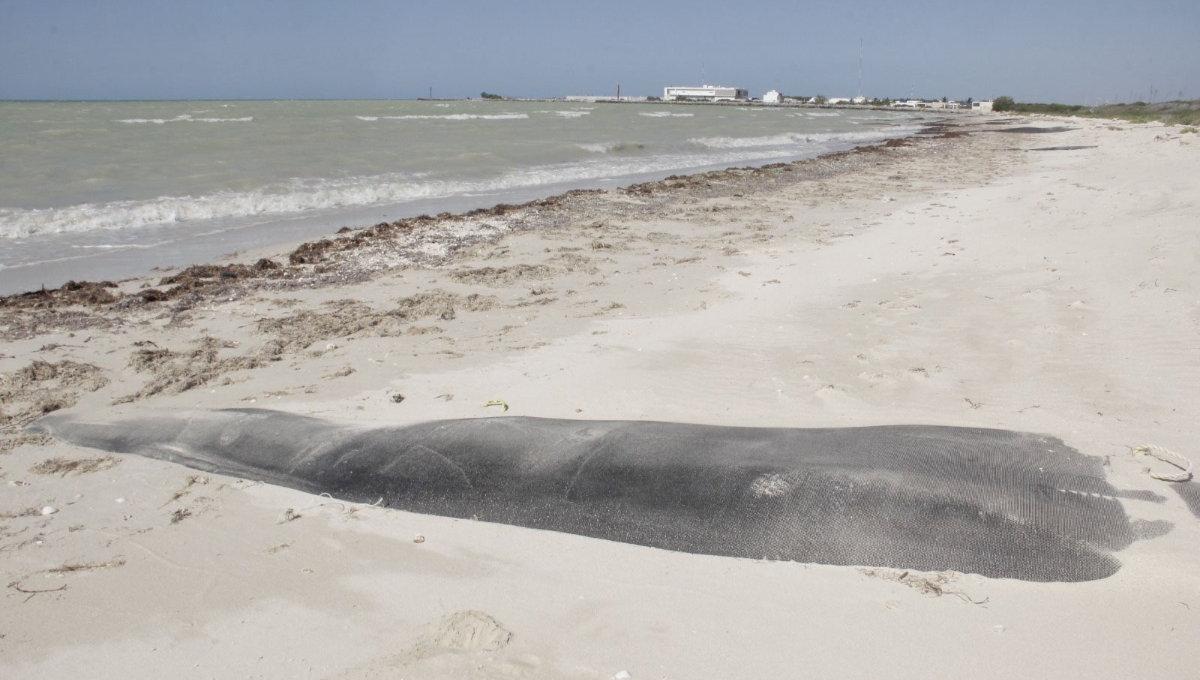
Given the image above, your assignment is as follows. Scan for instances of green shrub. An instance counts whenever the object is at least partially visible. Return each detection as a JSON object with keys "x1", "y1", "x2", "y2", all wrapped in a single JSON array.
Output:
[
  {"x1": 480, "y1": 92, "x2": 502, "y2": 100},
  {"x1": 992, "y1": 99, "x2": 1200, "y2": 126}
]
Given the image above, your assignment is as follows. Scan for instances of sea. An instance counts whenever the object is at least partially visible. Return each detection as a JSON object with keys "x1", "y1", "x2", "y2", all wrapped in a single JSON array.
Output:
[{"x1": 0, "y1": 99, "x2": 930, "y2": 294}]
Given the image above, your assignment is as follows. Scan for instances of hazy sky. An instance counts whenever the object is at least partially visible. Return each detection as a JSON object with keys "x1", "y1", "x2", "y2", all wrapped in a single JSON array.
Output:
[{"x1": 2, "y1": 0, "x2": 1196, "y2": 103}]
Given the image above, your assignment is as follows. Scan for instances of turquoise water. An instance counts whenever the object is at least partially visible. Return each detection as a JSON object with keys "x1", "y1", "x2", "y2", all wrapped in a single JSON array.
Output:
[{"x1": 0, "y1": 99, "x2": 927, "y2": 292}]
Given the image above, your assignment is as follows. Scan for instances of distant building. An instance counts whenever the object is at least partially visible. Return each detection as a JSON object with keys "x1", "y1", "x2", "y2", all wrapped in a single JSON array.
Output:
[
  {"x1": 852, "y1": 95, "x2": 868, "y2": 104},
  {"x1": 827, "y1": 97, "x2": 852, "y2": 105},
  {"x1": 889, "y1": 99, "x2": 963, "y2": 111},
  {"x1": 762, "y1": 90, "x2": 782, "y2": 104},
  {"x1": 663, "y1": 85, "x2": 749, "y2": 102},
  {"x1": 972, "y1": 100, "x2": 994, "y2": 113}
]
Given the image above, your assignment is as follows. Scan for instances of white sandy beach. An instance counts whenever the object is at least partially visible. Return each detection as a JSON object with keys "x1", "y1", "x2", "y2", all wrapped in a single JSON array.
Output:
[{"x1": 1, "y1": 117, "x2": 1198, "y2": 679}]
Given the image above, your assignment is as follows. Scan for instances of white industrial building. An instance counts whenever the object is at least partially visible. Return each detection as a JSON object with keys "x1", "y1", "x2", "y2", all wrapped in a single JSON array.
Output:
[
  {"x1": 972, "y1": 100, "x2": 994, "y2": 113},
  {"x1": 762, "y1": 90, "x2": 782, "y2": 104},
  {"x1": 663, "y1": 85, "x2": 749, "y2": 101}
]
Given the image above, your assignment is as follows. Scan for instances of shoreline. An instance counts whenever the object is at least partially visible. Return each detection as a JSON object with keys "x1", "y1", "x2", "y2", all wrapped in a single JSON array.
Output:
[
  {"x1": 2, "y1": 114, "x2": 1198, "y2": 679},
  {"x1": 0, "y1": 119, "x2": 954, "y2": 303},
  {"x1": 0, "y1": 111, "x2": 935, "y2": 297}
]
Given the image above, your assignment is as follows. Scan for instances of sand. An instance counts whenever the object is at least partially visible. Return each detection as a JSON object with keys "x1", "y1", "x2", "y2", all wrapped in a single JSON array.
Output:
[{"x1": 1, "y1": 117, "x2": 1198, "y2": 679}]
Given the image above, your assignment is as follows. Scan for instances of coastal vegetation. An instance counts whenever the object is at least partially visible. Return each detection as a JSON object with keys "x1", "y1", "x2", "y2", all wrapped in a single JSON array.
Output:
[
  {"x1": 480, "y1": 92, "x2": 503, "y2": 100},
  {"x1": 992, "y1": 96, "x2": 1200, "y2": 125}
]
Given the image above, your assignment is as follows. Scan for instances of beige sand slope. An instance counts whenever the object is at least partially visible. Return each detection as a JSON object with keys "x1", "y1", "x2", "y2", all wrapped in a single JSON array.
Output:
[{"x1": 1, "y1": 118, "x2": 1198, "y2": 679}]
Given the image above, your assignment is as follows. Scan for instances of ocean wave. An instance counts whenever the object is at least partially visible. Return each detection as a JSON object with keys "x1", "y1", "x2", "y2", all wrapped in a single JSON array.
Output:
[
  {"x1": 805, "y1": 112, "x2": 841, "y2": 117},
  {"x1": 115, "y1": 115, "x2": 253, "y2": 124},
  {"x1": 0, "y1": 148, "x2": 809, "y2": 239},
  {"x1": 689, "y1": 129, "x2": 900, "y2": 149},
  {"x1": 639, "y1": 112, "x2": 694, "y2": 118},
  {"x1": 532, "y1": 110, "x2": 592, "y2": 118},
  {"x1": 576, "y1": 141, "x2": 645, "y2": 153},
  {"x1": 356, "y1": 116, "x2": 379, "y2": 121},
  {"x1": 379, "y1": 113, "x2": 529, "y2": 121}
]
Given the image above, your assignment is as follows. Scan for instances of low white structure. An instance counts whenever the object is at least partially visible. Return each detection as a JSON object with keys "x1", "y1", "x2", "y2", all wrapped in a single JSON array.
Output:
[
  {"x1": 852, "y1": 95, "x2": 868, "y2": 104},
  {"x1": 827, "y1": 97, "x2": 852, "y2": 105},
  {"x1": 972, "y1": 100, "x2": 994, "y2": 113},
  {"x1": 890, "y1": 99, "x2": 963, "y2": 111},
  {"x1": 663, "y1": 85, "x2": 749, "y2": 102},
  {"x1": 762, "y1": 90, "x2": 782, "y2": 104}
]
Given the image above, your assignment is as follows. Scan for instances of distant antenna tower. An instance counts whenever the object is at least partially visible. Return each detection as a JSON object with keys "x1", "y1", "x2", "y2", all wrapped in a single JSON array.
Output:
[{"x1": 858, "y1": 39, "x2": 863, "y2": 97}]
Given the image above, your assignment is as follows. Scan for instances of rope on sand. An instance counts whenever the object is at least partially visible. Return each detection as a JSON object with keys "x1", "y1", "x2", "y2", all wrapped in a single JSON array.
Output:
[{"x1": 1132, "y1": 444, "x2": 1193, "y2": 482}]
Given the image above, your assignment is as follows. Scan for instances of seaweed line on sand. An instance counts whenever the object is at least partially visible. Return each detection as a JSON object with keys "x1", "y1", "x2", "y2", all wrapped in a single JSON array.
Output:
[
  {"x1": 0, "y1": 125, "x2": 971, "y2": 322},
  {"x1": 0, "y1": 360, "x2": 108, "y2": 450}
]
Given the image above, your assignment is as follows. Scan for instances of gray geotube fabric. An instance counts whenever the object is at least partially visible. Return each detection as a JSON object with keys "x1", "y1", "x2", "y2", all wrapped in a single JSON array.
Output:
[{"x1": 31, "y1": 409, "x2": 1166, "y2": 582}]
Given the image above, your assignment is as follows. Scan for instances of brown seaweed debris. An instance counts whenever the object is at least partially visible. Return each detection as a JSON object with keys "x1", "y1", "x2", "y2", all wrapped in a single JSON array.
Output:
[
  {"x1": 0, "y1": 360, "x2": 109, "y2": 436},
  {"x1": 29, "y1": 455, "x2": 120, "y2": 476},
  {"x1": 258, "y1": 291, "x2": 499, "y2": 354},
  {"x1": 289, "y1": 239, "x2": 337, "y2": 265},
  {"x1": 151, "y1": 258, "x2": 287, "y2": 296},
  {"x1": 0, "y1": 259, "x2": 296, "y2": 317},
  {"x1": 617, "y1": 137, "x2": 921, "y2": 197},
  {"x1": 117, "y1": 336, "x2": 264, "y2": 402},
  {"x1": 0, "y1": 280, "x2": 119, "y2": 310},
  {"x1": 281, "y1": 191, "x2": 606, "y2": 267},
  {"x1": 450, "y1": 264, "x2": 558, "y2": 286},
  {"x1": 0, "y1": 308, "x2": 114, "y2": 342}
]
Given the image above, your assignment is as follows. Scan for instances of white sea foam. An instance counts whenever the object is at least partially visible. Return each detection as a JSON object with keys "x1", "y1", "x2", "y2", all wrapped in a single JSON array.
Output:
[
  {"x1": 690, "y1": 129, "x2": 900, "y2": 149},
  {"x1": 115, "y1": 115, "x2": 253, "y2": 124},
  {"x1": 379, "y1": 113, "x2": 529, "y2": 121},
  {"x1": 576, "y1": 141, "x2": 645, "y2": 153},
  {"x1": 806, "y1": 112, "x2": 841, "y2": 117},
  {"x1": 0, "y1": 148, "x2": 810, "y2": 240},
  {"x1": 532, "y1": 110, "x2": 591, "y2": 118},
  {"x1": 6, "y1": 103, "x2": 922, "y2": 249}
]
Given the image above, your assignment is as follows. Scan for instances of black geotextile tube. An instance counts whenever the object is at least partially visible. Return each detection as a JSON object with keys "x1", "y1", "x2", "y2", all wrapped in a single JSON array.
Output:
[{"x1": 31, "y1": 408, "x2": 1169, "y2": 582}]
